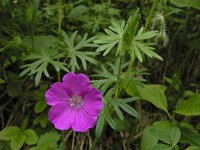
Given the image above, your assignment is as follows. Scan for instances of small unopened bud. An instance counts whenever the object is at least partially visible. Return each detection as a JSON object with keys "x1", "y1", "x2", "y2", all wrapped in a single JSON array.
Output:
[
  {"x1": 155, "y1": 32, "x2": 169, "y2": 48},
  {"x1": 151, "y1": 13, "x2": 165, "y2": 32}
]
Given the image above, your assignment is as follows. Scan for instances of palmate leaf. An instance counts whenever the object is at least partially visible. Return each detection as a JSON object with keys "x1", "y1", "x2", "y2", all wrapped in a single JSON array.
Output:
[
  {"x1": 130, "y1": 27, "x2": 163, "y2": 62},
  {"x1": 94, "y1": 21, "x2": 125, "y2": 56},
  {"x1": 91, "y1": 59, "x2": 128, "y2": 94},
  {"x1": 20, "y1": 50, "x2": 68, "y2": 86},
  {"x1": 109, "y1": 97, "x2": 140, "y2": 120},
  {"x1": 60, "y1": 30, "x2": 98, "y2": 72}
]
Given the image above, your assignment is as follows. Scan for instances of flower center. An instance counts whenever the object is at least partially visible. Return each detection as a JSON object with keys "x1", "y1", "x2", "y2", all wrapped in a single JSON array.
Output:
[{"x1": 69, "y1": 95, "x2": 83, "y2": 107}]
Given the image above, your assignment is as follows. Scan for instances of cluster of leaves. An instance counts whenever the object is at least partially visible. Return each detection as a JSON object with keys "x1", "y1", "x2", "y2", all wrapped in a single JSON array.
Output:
[{"x1": 0, "y1": 0, "x2": 200, "y2": 150}]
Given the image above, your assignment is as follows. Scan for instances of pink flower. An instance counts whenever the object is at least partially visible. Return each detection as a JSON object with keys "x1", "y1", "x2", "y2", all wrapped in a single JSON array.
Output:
[{"x1": 45, "y1": 73, "x2": 103, "y2": 132}]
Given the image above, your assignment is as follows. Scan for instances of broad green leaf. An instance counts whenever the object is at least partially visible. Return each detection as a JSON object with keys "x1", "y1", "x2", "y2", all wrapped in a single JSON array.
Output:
[
  {"x1": 34, "y1": 100, "x2": 47, "y2": 113},
  {"x1": 141, "y1": 121, "x2": 178, "y2": 150},
  {"x1": 95, "y1": 110, "x2": 105, "y2": 138},
  {"x1": 186, "y1": 146, "x2": 200, "y2": 150},
  {"x1": 138, "y1": 84, "x2": 168, "y2": 113},
  {"x1": 175, "y1": 94, "x2": 200, "y2": 116},
  {"x1": 153, "y1": 144, "x2": 172, "y2": 150},
  {"x1": 10, "y1": 132, "x2": 25, "y2": 150},
  {"x1": 170, "y1": 0, "x2": 200, "y2": 10},
  {"x1": 33, "y1": 114, "x2": 48, "y2": 128},
  {"x1": 150, "y1": 128, "x2": 171, "y2": 144},
  {"x1": 29, "y1": 131, "x2": 60, "y2": 150},
  {"x1": 180, "y1": 127, "x2": 200, "y2": 146},
  {"x1": 170, "y1": 127, "x2": 181, "y2": 146},
  {"x1": 140, "y1": 126, "x2": 158, "y2": 150},
  {"x1": 23, "y1": 129, "x2": 38, "y2": 145},
  {"x1": 0, "y1": 126, "x2": 21, "y2": 141},
  {"x1": 150, "y1": 121, "x2": 174, "y2": 145}
]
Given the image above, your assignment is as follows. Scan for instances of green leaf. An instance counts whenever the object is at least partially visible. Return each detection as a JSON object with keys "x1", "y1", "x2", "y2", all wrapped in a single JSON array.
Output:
[
  {"x1": 153, "y1": 144, "x2": 172, "y2": 150},
  {"x1": 150, "y1": 128, "x2": 171, "y2": 144},
  {"x1": 122, "y1": 9, "x2": 139, "y2": 53},
  {"x1": 114, "y1": 106, "x2": 124, "y2": 120},
  {"x1": 94, "y1": 21, "x2": 125, "y2": 56},
  {"x1": 119, "y1": 103, "x2": 140, "y2": 118},
  {"x1": 170, "y1": 127, "x2": 181, "y2": 146},
  {"x1": 23, "y1": 129, "x2": 38, "y2": 145},
  {"x1": 175, "y1": 94, "x2": 200, "y2": 116},
  {"x1": 61, "y1": 30, "x2": 97, "y2": 71},
  {"x1": 22, "y1": 35, "x2": 57, "y2": 52},
  {"x1": 6, "y1": 73, "x2": 22, "y2": 97},
  {"x1": 20, "y1": 49, "x2": 68, "y2": 87},
  {"x1": 170, "y1": 0, "x2": 200, "y2": 10},
  {"x1": 69, "y1": 5, "x2": 88, "y2": 21},
  {"x1": 0, "y1": 126, "x2": 21, "y2": 141},
  {"x1": 10, "y1": 132, "x2": 25, "y2": 150},
  {"x1": 0, "y1": 78, "x2": 5, "y2": 84},
  {"x1": 29, "y1": 131, "x2": 60, "y2": 150},
  {"x1": 141, "y1": 121, "x2": 178, "y2": 150},
  {"x1": 180, "y1": 127, "x2": 200, "y2": 146},
  {"x1": 95, "y1": 110, "x2": 105, "y2": 138},
  {"x1": 138, "y1": 84, "x2": 169, "y2": 113},
  {"x1": 104, "y1": 105, "x2": 116, "y2": 129},
  {"x1": 33, "y1": 114, "x2": 48, "y2": 128},
  {"x1": 140, "y1": 126, "x2": 158, "y2": 150},
  {"x1": 186, "y1": 146, "x2": 200, "y2": 150},
  {"x1": 34, "y1": 100, "x2": 47, "y2": 113}
]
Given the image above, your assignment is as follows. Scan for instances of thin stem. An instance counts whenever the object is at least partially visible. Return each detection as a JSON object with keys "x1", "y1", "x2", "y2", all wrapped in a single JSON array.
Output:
[
  {"x1": 114, "y1": 56, "x2": 123, "y2": 98},
  {"x1": 90, "y1": 138, "x2": 98, "y2": 150},
  {"x1": 62, "y1": 131, "x2": 66, "y2": 149},
  {"x1": 58, "y1": 0, "x2": 63, "y2": 35},
  {"x1": 144, "y1": 0, "x2": 158, "y2": 32},
  {"x1": 71, "y1": 132, "x2": 75, "y2": 150}
]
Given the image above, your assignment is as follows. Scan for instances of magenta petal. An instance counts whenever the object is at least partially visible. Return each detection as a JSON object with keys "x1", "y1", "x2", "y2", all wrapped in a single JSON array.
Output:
[
  {"x1": 48, "y1": 103, "x2": 73, "y2": 130},
  {"x1": 62, "y1": 73, "x2": 90, "y2": 95},
  {"x1": 71, "y1": 108, "x2": 97, "y2": 132},
  {"x1": 82, "y1": 88, "x2": 103, "y2": 115},
  {"x1": 45, "y1": 82, "x2": 72, "y2": 106}
]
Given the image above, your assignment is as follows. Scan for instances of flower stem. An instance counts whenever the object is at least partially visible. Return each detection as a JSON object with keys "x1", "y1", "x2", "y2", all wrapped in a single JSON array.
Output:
[
  {"x1": 90, "y1": 138, "x2": 98, "y2": 150},
  {"x1": 144, "y1": 0, "x2": 158, "y2": 32},
  {"x1": 62, "y1": 131, "x2": 66, "y2": 149},
  {"x1": 114, "y1": 56, "x2": 123, "y2": 98}
]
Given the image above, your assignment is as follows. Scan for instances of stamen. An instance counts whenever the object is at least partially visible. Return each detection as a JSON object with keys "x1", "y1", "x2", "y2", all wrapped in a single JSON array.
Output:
[{"x1": 69, "y1": 95, "x2": 83, "y2": 107}]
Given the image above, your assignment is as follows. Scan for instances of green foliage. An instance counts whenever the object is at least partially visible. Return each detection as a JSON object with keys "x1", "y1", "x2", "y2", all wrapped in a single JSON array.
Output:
[
  {"x1": 94, "y1": 21, "x2": 125, "y2": 56},
  {"x1": 141, "y1": 121, "x2": 181, "y2": 150},
  {"x1": 1, "y1": 0, "x2": 200, "y2": 149},
  {"x1": 131, "y1": 27, "x2": 162, "y2": 62},
  {"x1": 170, "y1": 0, "x2": 200, "y2": 10},
  {"x1": 0, "y1": 126, "x2": 38, "y2": 150},
  {"x1": 29, "y1": 131, "x2": 60, "y2": 150},
  {"x1": 60, "y1": 30, "x2": 97, "y2": 71},
  {"x1": 109, "y1": 97, "x2": 140, "y2": 119},
  {"x1": 91, "y1": 59, "x2": 128, "y2": 94},
  {"x1": 175, "y1": 94, "x2": 200, "y2": 116},
  {"x1": 20, "y1": 49, "x2": 68, "y2": 86},
  {"x1": 95, "y1": 109, "x2": 105, "y2": 139},
  {"x1": 137, "y1": 84, "x2": 169, "y2": 114}
]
